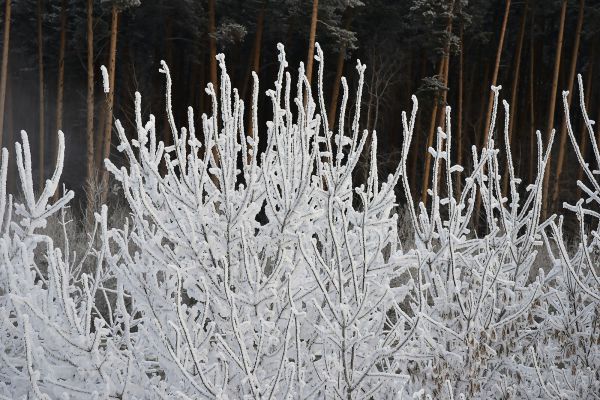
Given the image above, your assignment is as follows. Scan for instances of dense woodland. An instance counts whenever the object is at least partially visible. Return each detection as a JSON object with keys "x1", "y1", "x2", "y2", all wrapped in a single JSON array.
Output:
[{"x1": 1, "y1": 0, "x2": 600, "y2": 218}]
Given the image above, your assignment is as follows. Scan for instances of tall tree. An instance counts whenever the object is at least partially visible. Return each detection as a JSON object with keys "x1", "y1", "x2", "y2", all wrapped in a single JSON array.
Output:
[
  {"x1": 576, "y1": 39, "x2": 596, "y2": 199},
  {"x1": 100, "y1": 4, "x2": 120, "y2": 205},
  {"x1": 541, "y1": 0, "x2": 567, "y2": 215},
  {"x1": 503, "y1": 0, "x2": 528, "y2": 195},
  {"x1": 53, "y1": 0, "x2": 67, "y2": 200},
  {"x1": 0, "y1": 0, "x2": 10, "y2": 147},
  {"x1": 208, "y1": 0, "x2": 217, "y2": 87},
  {"x1": 305, "y1": 0, "x2": 319, "y2": 86},
  {"x1": 37, "y1": 0, "x2": 45, "y2": 183},
  {"x1": 328, "y1": 6, "x2": 354, "y2": 128},
  {"x1": 85, "y1": 0, "x2": 95, "y2": 218},
  {"x1": 553, "y1": 0, "x2": 585, "y2": 207}
]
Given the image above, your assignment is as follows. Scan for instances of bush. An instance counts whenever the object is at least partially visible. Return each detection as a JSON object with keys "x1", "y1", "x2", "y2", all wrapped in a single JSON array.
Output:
[{"x1": 0, "y1": 45, "x2": 598, "y2": 399}]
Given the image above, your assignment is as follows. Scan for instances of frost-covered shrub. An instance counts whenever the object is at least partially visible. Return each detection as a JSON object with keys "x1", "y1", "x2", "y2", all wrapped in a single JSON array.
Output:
[{"x1": 1, "y1": 44, "x2": 599, "y2": 399}]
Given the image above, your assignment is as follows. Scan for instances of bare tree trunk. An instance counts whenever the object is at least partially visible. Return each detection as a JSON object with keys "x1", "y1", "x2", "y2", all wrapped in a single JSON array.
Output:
[
  {"x1": 576, "y1": 40, "x2": 596, "y2": 199},
  {"x1": 85, "y1": 0, "x2": 95, "y2": 222},
  {"x1": 37, "y1": 0, "x2": 45, "y2": 184},
  {"x1": 475, "y1": 0, "x2": 511, "y2": 226},
  {"x1": 52, "y1": 0, "x2": 67, "y2": 200},
  {"x1": 6, "y1": 72, "x2": 12, "y2": 192},
  {"x1": 541, "y1": 0, "x2": 567, "y2": 216},
  {"x1": 305, "y1": 0, "x2": 319, "y2": 86},
  {"x1": 328, "y1": 7, "x2": 353, "y2": 128},
  {"x1": 100, "y1": 5, "x2": 119, "y2": 205},
  {"x1": 529, "y1": 20, "x2": 536, "y2": 185},
  {"x1": 0, "y1": 0, "x2": 11, "y2": 148},
  {"x1": 502, "y1": 0, "x2": 528, "y2": 195},
  {"x1": 456, "y1": 23, "x2": 464, "y2": 196},
  {"x1": 482, "y1": 0, "x2": 511, "y2": 146},
  {"x1": 421, "y1": 4, "x2": 454, "y2": 204},
  {"x1": 553, "y1": 0, "x2": 585, "y2": 208}
]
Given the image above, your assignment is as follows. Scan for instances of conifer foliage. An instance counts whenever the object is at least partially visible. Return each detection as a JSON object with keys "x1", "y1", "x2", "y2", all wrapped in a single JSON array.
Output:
[{"x1": 0, "y1": 46, "x2": 599, "y2": 399}]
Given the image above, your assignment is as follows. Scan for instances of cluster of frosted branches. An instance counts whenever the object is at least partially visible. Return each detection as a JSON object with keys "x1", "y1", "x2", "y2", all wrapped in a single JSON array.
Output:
[{"x1": 0, "y1": 44, "x2": 598, "y2": 399}]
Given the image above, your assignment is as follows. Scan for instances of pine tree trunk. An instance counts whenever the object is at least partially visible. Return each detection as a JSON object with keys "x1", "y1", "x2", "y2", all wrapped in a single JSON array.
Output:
[
  {"x1": 100, "y1": 5, "x2": 119, "y2": 205},
  {"x1": 85, "y1": 0, "x2": 95, "y2": 221},
  {"x1": 305, "y1": 0, "x2": 319, "y2": 86},
  {"x1": 576, "y1": 40, "x2": 596, "y2": 199},
  {"x1": 503, "y1": 0, "x2": 528, "y2": 195},
  {"x1": 37, "y1": 0, "x2": 45, "y2": 184},
  {"x1": 6, "y1": 72, "x2": 12, "y2": 192},
  {"x1": 541, "y1": 0, "x2": 567, "y2": 216},
  {"x1": 475, "y1": 0, "x2": 511, "y2": 226},
  {"x1": 52, "y1": 0, "x2": 67, "y2": 200},
  {"x1": 421, "y1": 4, "x2": 454, "y2": 204},
  {"x1": 553, "y1": 0, "x2": 585, "y2": 207},
  {"x1": 0, "y1": 0, "x2": 11, "y2": 148},
  {"x1": 456, "y1": 23, "x2": 464, "y2": 196},
  {"x1": 328, "y1": 7, "x2": 353, "y2": 128},
  {"x1": 529, "y1": 20, "x2": 536, "y2": 185},
  {"x1": 482, "y1": 0, "x2": 511, "y2": 146}
]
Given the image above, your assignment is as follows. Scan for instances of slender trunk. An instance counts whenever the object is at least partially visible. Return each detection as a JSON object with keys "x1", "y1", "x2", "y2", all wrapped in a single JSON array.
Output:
[
  {"x1": 421, "y1": 5, "x2": 454, "y2": 204},
  {"x1": 52, "y1": 0, "x2": 67, "y2": 200},
  {"x1": 85, "y1": 0, "x2": 95, "y2": 221},
  {"x1": 529, "y1": 20, "x2": 536, "y2": 185},
  {"x1": 328, "y1": 7, "x2": 353, "y2": 128},
  {"x1": 0, "y1": 0, "x2": 11, "y2": 147},
  {"x1": 37, "y1": 0, "x2": 45, "y2": 184},
  {"x1": 6, "y1": 73, "x2": 12, "y2": 192},
  {"x1": 163, "y1": 17, "x2": 173, "y2": 147},
  {"x1": 245, "y1": 1, "x2": 266, "y2": 161},
  {"x1": 305, "y1": 0, "x2": 319, "y2": 86},
  {"x1": 456, "y1": 23, "x2": 464, "y2": 196},
  {"x1": 553, "y1": 0, "x2": 585, "y2": 208},
  {"x1": 100, "y1": 5, "x2": 119, "y2": 205},
  {"x1": 409, "y1": 55, "x2": 427, "y2": 193},
  {"x1": 541, "y1": 0, "x2": 567, "y2": 216},
  {"x1": 576, "y1": 41, "x2": 596, "y2": 198},
  {"x1": 476, "y1": 0, "x2": 511, "y2": 226},
  {"x1": 208, "y1": 0, "x2": 217, "y2": 87},
  {"x1": 503, "y1": 0, "x2": 528, "y2": 195},
  {"x1": 482, "y1": 0, "x2": 511, "y2": 146}
]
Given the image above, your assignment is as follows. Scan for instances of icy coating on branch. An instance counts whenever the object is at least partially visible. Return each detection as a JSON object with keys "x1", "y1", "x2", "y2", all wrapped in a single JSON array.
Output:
[{"x1": 0, "y1": 44, "x2": 599, "y2": 399}]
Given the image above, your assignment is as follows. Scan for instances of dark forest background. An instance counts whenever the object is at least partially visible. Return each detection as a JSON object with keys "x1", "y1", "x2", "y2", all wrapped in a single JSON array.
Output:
[{"x1": 1, "y1": 0, "x2": 599, "y2": 218}]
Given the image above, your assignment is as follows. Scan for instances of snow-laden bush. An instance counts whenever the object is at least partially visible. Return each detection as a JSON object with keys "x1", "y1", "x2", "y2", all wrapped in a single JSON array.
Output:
[{"x1": 0, "y1": 44, "x2": 599, "y2": 399}]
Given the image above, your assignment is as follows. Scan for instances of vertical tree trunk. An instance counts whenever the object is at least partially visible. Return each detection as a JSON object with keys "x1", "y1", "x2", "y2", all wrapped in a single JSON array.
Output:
[
  {"x1": 85, "y1": 0, "x2": 95, "y2": 220},
  {"x1": 328, "y1": 7, "x2": 353, "y2": 128},
  {"x1": 421, "y1": 3, "x2": 454, "y2": 204},
  {"x1": 576, "y1": 40, "x2": 596, "y2": 199},
  {"x1": 37, "y1": 0, "x2": 45, "y2": 184},
  {"x1": 53, "y1": 0, "x2": 67, "y2": 200},
  {"x1": 529, "y1": 20, "x2": 536, "y2": 185},
  {"x1": 6, "y1": 72, "x2": 12, "y2": 192},
  {"x1": 409, "y1": 55, "x2": 427, "y2": 192},
  {"x1": 482, "y1": 0, "x2": 511, "y2": 146},
  {"x1": 456, "y1": 23, "x2": 464, "y2": 196},
  {"x1": 100, "y1": 5, "x2": 119, "y2": 205},
  {"x1": 475, "y1": 0, "x2": 511, "y2": 226},
  {"x1": 305, "y1": 0, "x2": 319, "y2": 86},
  {"x1": 541, "y1": 0, "x2": 567, "y2": 216},
  {"x1": 553, "y1": 0, "x2": 585, "y2": 207},
  {"x1": 503, "y1": 0, "x2": 528, "y2": 195},
  {"x1": 0, "y1": 0, "x2": 11, "y2": 147},
  {"x1": 208, "y1": 0, "x2": 217, "y2": 87}
]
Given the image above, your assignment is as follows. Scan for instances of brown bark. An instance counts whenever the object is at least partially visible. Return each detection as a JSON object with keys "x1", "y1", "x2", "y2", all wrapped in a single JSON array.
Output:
[
  {"x1": 421, "y1": 4, "x2": 454, "y2": 204},
  {"x1": 328, "y1": 7, "x2": 353, "y2": 128},
  {"x1": 456, "y1": 23, "x2": 464, "y2": 196},
  {"x1": 37, "y1": 0, "x2": 45, "y2": 184},
  {"x1": 245, "y1": 1, "x2": 266, "y2": 158},
  {"x1": 529, "y1": 20, "x2": 536, "y2": 185},
  {"x1": 576, "y1": 38, "x2": 598, "y2": 199},
  {"x1": 553, "y1": 0, "x2": 586, "y2": 208},
  {"x1": 100, "y1": 5, "x2": 119, "y2": 205},
  {"x1": 541, "y1": 0, "x2": 567, "y2": 216},
  {"x1": 482, "y1": 0, "x2": 511, "y2": 146},
  {"x1": 6, "y1": 72, "x2": 12, "y2": 192},
  {"x1": 85, "y1": 0, "x2": 95, "y2": 220},
  {"x1": 0, "y1": 0, "x2": 11, "y2": 147},
  {"x1": 52, "y1": 0, "x2": 67, "y2": 200},
  {"x1": 503, "y1": 1, "x2": 528, "y2": 195},
  {"x1": 305, "y1": 0, "x2": 319, "y2": 86}
]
